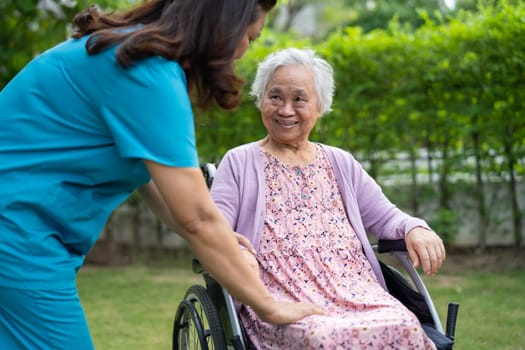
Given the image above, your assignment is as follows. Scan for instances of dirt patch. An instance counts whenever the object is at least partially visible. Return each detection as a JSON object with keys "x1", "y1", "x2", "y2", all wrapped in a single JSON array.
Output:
[
  {"x1": 377, "y1": 246, "x2": 525, "y2": 275},
  {"x1": 440, "y1": 247, "x2": 525, "y2": 274},
  {"x1": 427, "y1": 274, "x2": 466, "y2": 288},
  {"x1": 87, "y1": 240, "x2": 525, "y2": 274}
]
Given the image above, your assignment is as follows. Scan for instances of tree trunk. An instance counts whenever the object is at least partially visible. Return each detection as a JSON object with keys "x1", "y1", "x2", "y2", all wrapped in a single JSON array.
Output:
[
  {"x1": 503, "y1": 138, "x2": 523, "y2": 248},
  {"x1": 281, "y1": 2, "x2": 305, "y2": 32},
  {"x1": 438, "y1": 138, "x2": 451, "y2": 210},
  {"x1": 472, "y1": 122, "x2": 488, "y2": 251},
  {"x1": 409, "y1": 148, "x2": 419, "y2": 216},
  {"x1": 425, "y1": 134, "x2": 434, "y2": 185},
  {"x1": 131, "y1": 201, "x2": 142, "y2": 262}
]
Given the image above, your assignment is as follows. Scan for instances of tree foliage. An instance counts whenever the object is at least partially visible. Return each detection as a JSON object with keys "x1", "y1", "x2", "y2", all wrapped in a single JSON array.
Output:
[
  {"x1": 2, "y1": 0, "x2": 523, "y2": 247},
  {"x1": 197, "y1": 1, "x2": 525, "y2": 247},
  {"x1": 0, "y1": 0, "x2": 133, "y2": 89}
]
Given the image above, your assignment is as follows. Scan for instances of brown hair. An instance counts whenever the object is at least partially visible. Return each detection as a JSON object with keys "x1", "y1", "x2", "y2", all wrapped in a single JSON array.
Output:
[{"x1": 73, "y1": 0, "x2": 277, "y2": 110}]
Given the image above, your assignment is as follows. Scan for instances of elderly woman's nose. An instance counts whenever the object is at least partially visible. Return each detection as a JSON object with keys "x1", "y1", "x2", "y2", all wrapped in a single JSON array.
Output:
[{"x1": 278, "y1": 100, "x2": 295, "y2": 115}]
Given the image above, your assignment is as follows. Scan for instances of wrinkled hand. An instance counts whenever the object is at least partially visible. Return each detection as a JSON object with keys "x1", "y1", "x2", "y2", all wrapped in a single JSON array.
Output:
[
  {"x1": 406, "y1": 227, "x2": 446, "y2": 275},
  {"x1": 255, "y1": 300, "x2": 325, "y2": 325}
]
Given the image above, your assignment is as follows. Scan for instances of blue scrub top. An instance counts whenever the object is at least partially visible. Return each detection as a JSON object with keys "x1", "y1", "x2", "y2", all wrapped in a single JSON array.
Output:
[{"x1": 0, "y1": 36, "x2": 199, "y2": 289}]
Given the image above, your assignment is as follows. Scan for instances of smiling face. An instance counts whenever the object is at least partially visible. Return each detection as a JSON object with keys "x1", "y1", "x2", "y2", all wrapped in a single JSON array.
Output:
[{"x1": 260, "y1": 64, "x2": 322, "y2": 149}]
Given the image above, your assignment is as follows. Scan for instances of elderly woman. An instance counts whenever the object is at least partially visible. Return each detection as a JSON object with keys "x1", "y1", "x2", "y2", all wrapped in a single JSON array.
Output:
[{"x1": 210, "y1": 48, "x2": 445, "y2": 349}]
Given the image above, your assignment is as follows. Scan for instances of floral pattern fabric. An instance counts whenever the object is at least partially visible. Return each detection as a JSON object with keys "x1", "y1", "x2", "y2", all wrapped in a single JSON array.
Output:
[{"x1": 240, "y1": 146, "x2": 436, "y2": 350}]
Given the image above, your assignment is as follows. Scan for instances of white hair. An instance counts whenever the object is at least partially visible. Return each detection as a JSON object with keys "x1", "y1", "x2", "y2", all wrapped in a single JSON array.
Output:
[{"x1": 250, "y1": 48, "x2": 335, "y2": 115}]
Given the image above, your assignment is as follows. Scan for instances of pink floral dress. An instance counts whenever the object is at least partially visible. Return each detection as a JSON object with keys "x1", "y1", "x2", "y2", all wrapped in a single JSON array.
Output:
[{"x1": 240, "y1": 146, "x2": 436, "y2": 350}]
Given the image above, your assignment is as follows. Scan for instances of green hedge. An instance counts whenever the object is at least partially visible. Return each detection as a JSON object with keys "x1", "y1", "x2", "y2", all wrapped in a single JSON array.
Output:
[
  {"x1": 2, "y1": 1, "x2": 523, "y2": 246},
  {"x1": 196, "y1": 2, "x2": 525, "y2": 246}
]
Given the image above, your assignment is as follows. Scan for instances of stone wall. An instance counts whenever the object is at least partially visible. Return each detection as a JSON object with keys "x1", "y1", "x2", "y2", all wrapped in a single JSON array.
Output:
[{"x1": 86, "y1": 179, "x2": 524, "y2": 264}]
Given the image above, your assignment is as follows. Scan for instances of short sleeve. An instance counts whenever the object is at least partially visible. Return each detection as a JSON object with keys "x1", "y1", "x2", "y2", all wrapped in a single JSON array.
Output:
[{"x1": 101, "y1": 57, "x2": 198, "y2": 167}]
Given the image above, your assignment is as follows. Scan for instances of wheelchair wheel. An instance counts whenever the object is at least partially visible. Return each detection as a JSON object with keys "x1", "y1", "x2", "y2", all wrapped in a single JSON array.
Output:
[{"x1": 173, "y1": 284, "x2": 227, "y2": 350}]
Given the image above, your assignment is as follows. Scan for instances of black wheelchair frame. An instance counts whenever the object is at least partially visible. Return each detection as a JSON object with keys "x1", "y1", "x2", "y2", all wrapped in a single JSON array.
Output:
[{"x1": 172, "y1": 164, "x2": 459, "y2": 350}]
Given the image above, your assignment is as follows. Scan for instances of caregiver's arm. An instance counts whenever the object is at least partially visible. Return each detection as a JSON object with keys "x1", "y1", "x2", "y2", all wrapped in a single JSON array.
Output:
[
  {"x1": 140, "y1": 161, "x2": 323, "y2": 324},
  {"x1": 138, "y1": 174, "x2": 255, "y2": 253}
]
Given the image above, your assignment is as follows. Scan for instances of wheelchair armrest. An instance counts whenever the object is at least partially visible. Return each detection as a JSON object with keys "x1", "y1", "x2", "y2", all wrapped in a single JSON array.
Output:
[{"x1": 377, "y1": 239, "x2": 407, "y2": 253}]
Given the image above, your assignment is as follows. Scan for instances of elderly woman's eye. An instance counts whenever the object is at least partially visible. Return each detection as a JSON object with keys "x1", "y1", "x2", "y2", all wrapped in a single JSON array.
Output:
[
  {"x1": 295, "y1": 96, "x2": 307, "y2": 103},
  {"x1": 268, "y1": 95, "x2": 283, "y2": 106}
]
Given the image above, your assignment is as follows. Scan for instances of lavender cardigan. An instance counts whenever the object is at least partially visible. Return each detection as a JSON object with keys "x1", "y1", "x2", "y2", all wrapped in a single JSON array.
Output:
[{"x1": 210, "y1": 141, "x2": 430, "y2": 289}]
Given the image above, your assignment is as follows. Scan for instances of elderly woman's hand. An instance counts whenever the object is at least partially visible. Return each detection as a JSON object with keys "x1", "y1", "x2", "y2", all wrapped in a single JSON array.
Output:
[
  {"x1": 234, "y1": 232, "x2": 257, "y2": 255},
  {"x1": 234, "y1": 232, "x2": 259, "y2": 274},
  {"x1": 240, "y1": 247, "x2": 260, "y2": 275},
  {"x1": 405, "y1": 227, "x2": 446, "y2": 275}
]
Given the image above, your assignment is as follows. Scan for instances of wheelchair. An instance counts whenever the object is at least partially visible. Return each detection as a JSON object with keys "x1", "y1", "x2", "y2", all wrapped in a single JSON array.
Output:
[{"x1": 172, "y1": 164, "x2": 460, "y2": 350}]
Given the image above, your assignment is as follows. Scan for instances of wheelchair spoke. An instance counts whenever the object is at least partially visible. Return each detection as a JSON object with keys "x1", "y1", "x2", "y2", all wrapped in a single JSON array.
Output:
[{"x1": 173, "y1": 284, "x2": 227, "y2": 350}]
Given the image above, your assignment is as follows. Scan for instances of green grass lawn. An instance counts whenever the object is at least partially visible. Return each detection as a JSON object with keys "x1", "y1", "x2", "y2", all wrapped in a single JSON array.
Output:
[
  {"x1": 422, "y1": 270, "x2": 525, "y2": 350},
  {"x1": 78, "y1": 261, "x2": 525, "y2": 349},
  {"x1": 78, "y1": 261, "x2": 201, "y2": 349}
]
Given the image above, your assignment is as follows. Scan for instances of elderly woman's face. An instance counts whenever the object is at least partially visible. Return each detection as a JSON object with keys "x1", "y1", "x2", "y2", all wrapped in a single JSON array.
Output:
[{"x1": 260, "y1": 64, "x2": 322, "y2": 146}]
